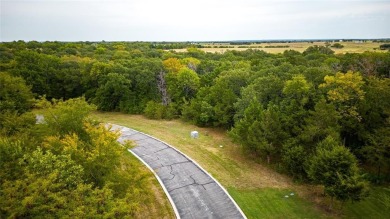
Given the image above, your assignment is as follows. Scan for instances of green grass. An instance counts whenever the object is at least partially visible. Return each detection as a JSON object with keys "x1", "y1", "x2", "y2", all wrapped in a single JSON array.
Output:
[
  {"x1": 343, "y1": 187, "x2": 390, "y2": 219},
  {"x1": 94, "y1": 112, "x2": 329, "y2": 218},
  {"x1": 93, "y1": 112, "x2": 390, "y2": 219},
  {"x1": 228, "y1": 188, "x2": 329, "y2": 219}
]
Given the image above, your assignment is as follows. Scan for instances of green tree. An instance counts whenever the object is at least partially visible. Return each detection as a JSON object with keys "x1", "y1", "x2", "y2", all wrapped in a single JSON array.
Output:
[
  {"x1": 320, "y1": 71, "x2": 365, "y2": 149},
  {"x1": 248, "y1": 105, "x2": 286, "y2": 164},
  {"x1": 282, "y1": 141, "x2": 307, "y2": 180},
  {"x1": 307, "y1": 137, "x2": 368, "y2": 208},
  {"x1": 144, "y1": 100, "x2": 165, "y2": 119},
  {"x1": 303, "y1": 45, "x2": 335, "y2": 55},
  {"x1": 235, "y1": 75, "x2": 284, "y2": 121},
  {"x1": 123, "y1": 58, "x2": 162, "y2": 113},
  {"x1": 0, "y1": 73, "x2": 34, "y2": 114},
  {"x1": 320, "y1": 71, "x2": 365, "y2": 121},
  {"x1": 162, "y1": 57, "x2": 183, "y2": 73},
  {"x1": 207, "y1": 69, "x2": 249, "y2": 127},
  {"x1": 11, "y1": 50, "x2": 60, "y2": 97},
  {"x1": 231, "y1": 101, "x2": 286, "y2": 163},
  {"x1": 280, "y1": 75, "x2": 312, "y2": 137},
  {"x1": 83, "y1": 61, "x2": 113, "y2": 101},
  {"x1": 166, "y1": 68, "x2": 200, "y2": 104},
  {"x1": 94, "y1": 73, "x2": 132, "y2": 111},
  {"x1": 358, "y1": 77, "x2": 390, "y2": 135},
  {"x1": 181, "y1": 57, "x2": 201, "y2": 71},
  {"x1": 38, "y1": 97, "x2": 95, "y2": 139},
  {"x1": 1, "y1": 164, "x2": 144, "y2": 218},
  {"x1": 300, "y1": 99, "x2": 341, "y2": 147},
  {"x1": 54, "y1": 59, "x2": 85, "y2": 99},
  {"x1": 361, "y1": 127, "x2": 390, "y2": 180},
  {"x1": 283, "y1": 74, "x2": 311, "y2": 105},
  {"x1": 0, "y1": 138, "x2": 24, "y2": 183},
  {"x1": 230, "y1": 99, "x2": 263, "y2": 154},
  {"x1": 331, "y1": 43, "x2": 344, "y2": 49},
  {"x1": 24, "y1": 148, "x2": 84, "y2": 188},
  {"x1": 41, "y1": 122, "x2": 124, "y2": 188},
  {"x1": 182, "y1": 93, "x2": 215, "y2": 126}
]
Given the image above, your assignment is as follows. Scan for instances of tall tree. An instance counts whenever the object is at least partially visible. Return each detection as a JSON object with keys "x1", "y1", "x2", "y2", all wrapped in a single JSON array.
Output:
[
  {"x1": 361, "y1": 127, "x2": 390, "y2": 180},
  {"x1": 0, "y1": 73, "x2": 34, "y2": 114},
  {"x1": 300, "y1": 99, "x2": 341, "y2": 148},
  {"x1": 94, "y1": 73, "x2": 132, "y2": 112},
  {"x1": 320, "y1": 71, "x2": 365, "y2": 121},
  {"x1": 162, "y1": 58, "x2": 183, "y2": 73},
  {"x1": 307, "y1": 137, "x2": 368, "y2": 208},
  {"x1": 320, "y1": 71, "x2": 365, "y2": 148},
  {"x1": 231, "y1": 100, "x2": 286, "y2": 163},
  {"x1": 166, "y1": 67, "x2": 200, "y2": 104}
]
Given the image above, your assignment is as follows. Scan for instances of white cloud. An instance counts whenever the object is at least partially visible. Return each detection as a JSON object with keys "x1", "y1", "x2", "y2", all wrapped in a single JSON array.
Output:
[{"x1": 1, "y1": 0, "x2": 389, "y2": 41}]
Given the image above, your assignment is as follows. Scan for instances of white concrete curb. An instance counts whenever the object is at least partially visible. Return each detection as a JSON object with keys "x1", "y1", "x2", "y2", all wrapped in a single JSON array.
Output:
[
  {"x1": 107, "y1": 124, "x2": 180, "y2": 218},
  {"x1": 110, "y1": 123, "x2": 247, "y2": 219},
  {"x1": 127, "y1": 149, "x2": 181, "y2": 219},
  {"x1": 136, "y1": 129, "x2": 248, "y2": 219}
]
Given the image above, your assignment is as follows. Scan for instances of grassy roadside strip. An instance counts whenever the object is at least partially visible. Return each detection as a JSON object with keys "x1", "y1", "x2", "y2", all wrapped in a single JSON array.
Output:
[
  {"x1": 122, "y1": 151, "x2": 175, "y2": 219},
  {"x1": 93, "y1": 112, "x2": 329, "y2": 218}
]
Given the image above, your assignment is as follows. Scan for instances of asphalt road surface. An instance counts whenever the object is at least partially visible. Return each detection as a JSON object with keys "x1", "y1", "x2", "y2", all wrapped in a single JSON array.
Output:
[{"x1": 109, "y1": 124, "x2": 246, "y2": 219}]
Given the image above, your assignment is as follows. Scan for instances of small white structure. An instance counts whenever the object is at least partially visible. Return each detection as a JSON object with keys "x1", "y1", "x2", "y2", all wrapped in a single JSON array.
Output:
[
  {"x1": 190, "y1": 131, "x2": 199, "y2": 139},
  {"x1": 36, "y1": 115, "x2": 45, "y2": 124}
]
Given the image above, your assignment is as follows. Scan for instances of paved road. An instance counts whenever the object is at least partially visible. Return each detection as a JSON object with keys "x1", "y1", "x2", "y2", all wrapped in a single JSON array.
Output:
[{"x1": 109, "y1": 124, "x2": 246, "y2": 219}]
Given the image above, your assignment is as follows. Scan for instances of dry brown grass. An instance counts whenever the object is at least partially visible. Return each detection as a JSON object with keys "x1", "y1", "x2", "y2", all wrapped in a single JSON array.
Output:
[
  {"x1": 122, "y1": 151, "x2": 175, "y2": 219},
  {"x1": 95, "y1": 112, "x2": 292, "y2": 189},
  {"x1": 141, "y1": 177, "x2": 175, "y2": 219},
  {"x1": 94, "y1": 112, "x2": 340, "y2": 217},
  {"x1": 173, "y1": 41, "x2": 385, "y2": 54}
]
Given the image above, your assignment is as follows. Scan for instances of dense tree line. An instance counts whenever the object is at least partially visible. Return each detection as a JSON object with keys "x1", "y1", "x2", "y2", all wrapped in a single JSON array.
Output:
[
  {"x1": 380, "y1": 44, "x2": 390, "y2": 50},
  {"x1": 1, "y1": 41, "x2": 390, "y2": 207},
  {"x1": 0, "y1": 73, "x2": 161, "y2": 217}
]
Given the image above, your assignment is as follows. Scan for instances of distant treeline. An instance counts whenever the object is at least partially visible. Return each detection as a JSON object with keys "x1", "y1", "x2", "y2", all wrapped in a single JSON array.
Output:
[
  {"x1": 264, "y1": 45, "x2": 290, "y2": 48},
  {"x1": 380, "y1": 44, "x2": 390, "y2": 50}
]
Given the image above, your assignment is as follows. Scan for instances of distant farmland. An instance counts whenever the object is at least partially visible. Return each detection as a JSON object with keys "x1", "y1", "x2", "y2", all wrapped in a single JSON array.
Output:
[{"x1": 173, "y1": 41, "x2": 386, "y2": 54}]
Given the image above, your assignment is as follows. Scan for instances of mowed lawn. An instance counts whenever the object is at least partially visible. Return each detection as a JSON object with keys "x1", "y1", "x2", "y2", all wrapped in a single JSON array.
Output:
[
  {"x1": 344, "y1": 187, "x2": 390, "y2": 219},
  {"x1": 94, "y1": 112, "x2": 390, "y2": 219},
  {"x1": 228, "y1": 188, "x2": 328, "y2": 219}
]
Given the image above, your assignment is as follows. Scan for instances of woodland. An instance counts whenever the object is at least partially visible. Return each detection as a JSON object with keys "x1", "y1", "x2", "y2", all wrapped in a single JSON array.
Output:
[{"x1": 1, "y1": 41, "x2": 389, "y2": 217}]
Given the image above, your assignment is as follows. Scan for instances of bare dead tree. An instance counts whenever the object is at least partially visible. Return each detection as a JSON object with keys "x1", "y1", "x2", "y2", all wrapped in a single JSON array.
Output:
[
  {"x1": 157, "y1": 70, "x2": 170, "y2": 106},
  {"x1": 187, "y1": 62, "x2": 197, "y2": 72}
]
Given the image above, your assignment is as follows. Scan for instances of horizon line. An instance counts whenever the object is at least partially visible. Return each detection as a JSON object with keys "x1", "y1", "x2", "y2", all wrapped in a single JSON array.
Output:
[{"x1": 2, "y1": 38, "x2": 390, "y2": 43}]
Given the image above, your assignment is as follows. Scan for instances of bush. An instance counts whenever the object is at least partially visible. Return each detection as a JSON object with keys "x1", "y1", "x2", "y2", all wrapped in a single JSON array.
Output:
[
  {"x1": 331, "y1": 43, "x2": 344, "y2": 49},
  {"x1": 144, "y1": 101, "x2": 163, "y2": 119},
  {"x1": 282, "y1": 143, "x2": 308, "y2": 180},
  {"x1": 0, "y1": 73, "x2": 34, "y2": 114},
  {"x1": 379, "y1": 44, "x2": 390, "y2": 50},
  {"x1": 144, "y1": 101, "x2": 179, "y2": 120}
]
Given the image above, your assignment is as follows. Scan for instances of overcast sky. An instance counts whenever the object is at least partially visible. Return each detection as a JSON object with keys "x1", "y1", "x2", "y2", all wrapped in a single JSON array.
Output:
[{"x1": 1, "y1": 0, "x2": 389, "y2": 41}]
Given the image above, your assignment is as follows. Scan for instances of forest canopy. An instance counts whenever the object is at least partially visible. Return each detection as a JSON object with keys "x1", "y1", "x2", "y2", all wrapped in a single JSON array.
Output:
[{"x1": 1, "y1": 41, "x2": 389, "y2": 212}]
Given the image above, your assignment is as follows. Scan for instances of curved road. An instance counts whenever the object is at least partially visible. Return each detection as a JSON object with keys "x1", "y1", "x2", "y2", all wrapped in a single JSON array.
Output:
[{"x1": 109, "y1": 124, "x2": 246, "y2": 219}]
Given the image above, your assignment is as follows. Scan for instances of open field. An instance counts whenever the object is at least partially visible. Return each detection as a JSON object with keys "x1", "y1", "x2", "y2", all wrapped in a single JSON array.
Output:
[
  {"x1": 94, "y1": 112, "x2": 390, "y2": 219},
  {"x1": 173, "y1": 41, "x2": 386, "y2": 54}
]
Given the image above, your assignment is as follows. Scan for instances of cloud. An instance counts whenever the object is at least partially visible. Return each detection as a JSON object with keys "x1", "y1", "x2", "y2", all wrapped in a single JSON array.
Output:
[{"x1": 1, "y1": 0, "x2": 389, "y2": 41}]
